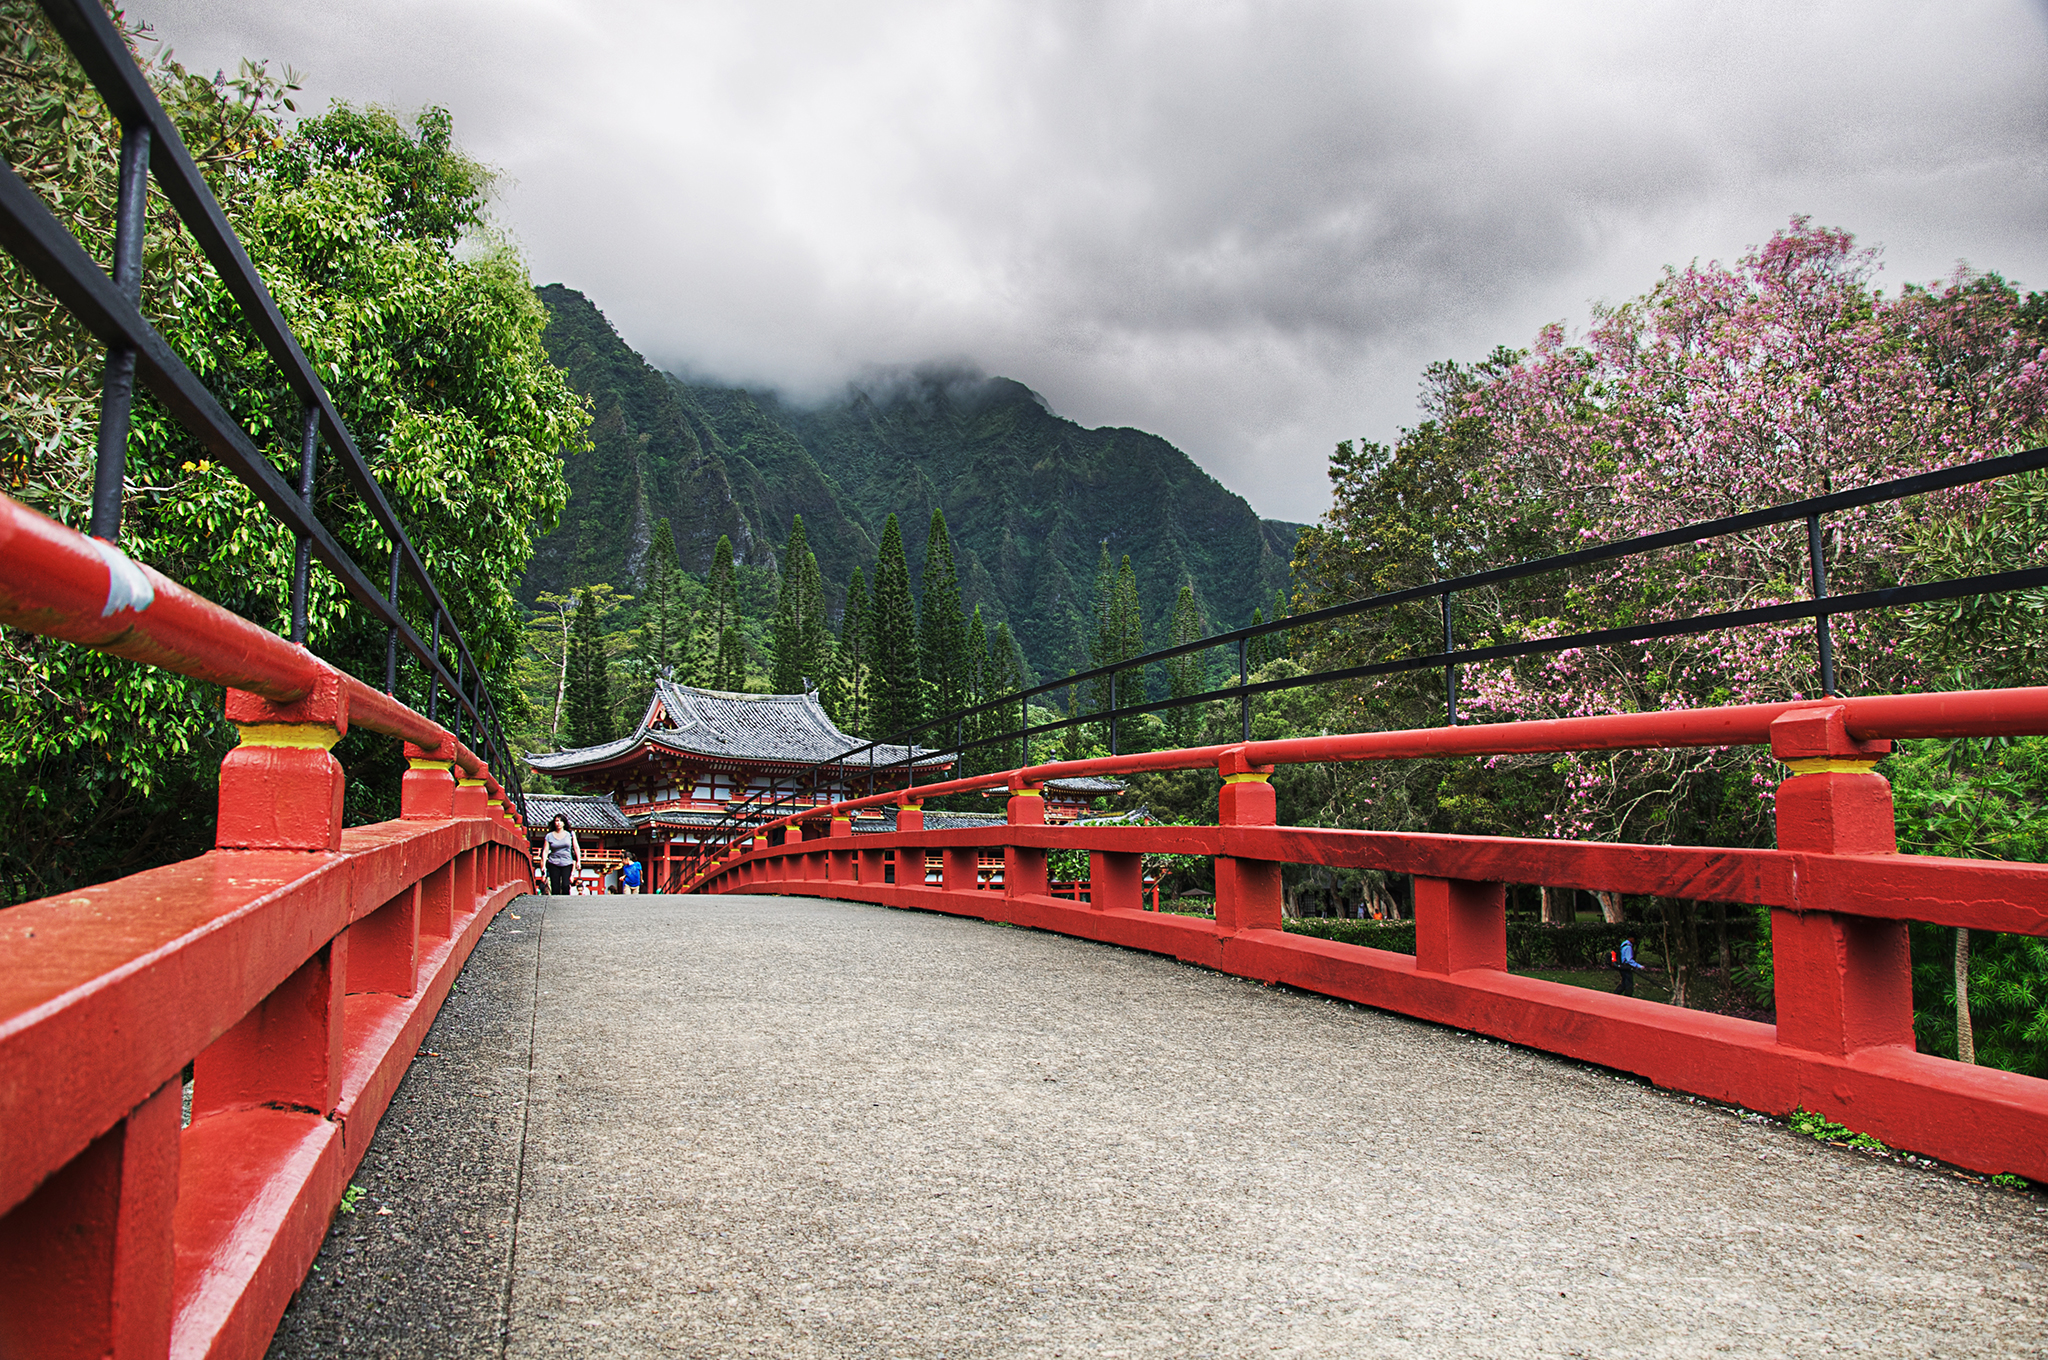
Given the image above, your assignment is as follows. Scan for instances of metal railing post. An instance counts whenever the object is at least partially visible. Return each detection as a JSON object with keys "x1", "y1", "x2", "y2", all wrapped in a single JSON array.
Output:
[
  {"x1": 1109, "y1": 672, "x2": 1118, "y2": 756},
  {"x1": 88, "y1": 119, "x2": 150, "y2": 543},
  {"x1": 1442, "y1": 588, "x2": 1458, "y2": 726},
  {"x1": 288, "y1": 404, "x2": 319, "y2": 644},
  {"x1": 427, "y1": 613, "x2": 440, "y2": 725},
  {"x1": 1807, "y1": 512, "x2": 1837, "y2": 698},
  {"x1": 1239, "y1": 636, "x2": 1250, "y2": 743},
  {"x1": 384, "y1": 543, "x2": 401, "y2": 693}
]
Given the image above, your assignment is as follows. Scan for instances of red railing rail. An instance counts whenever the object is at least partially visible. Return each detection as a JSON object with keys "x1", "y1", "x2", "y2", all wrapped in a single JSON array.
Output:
[
  {"x1": 0, "y1": 494, "x2": 528, "y2": 1359},
  {"x1": 687, "y1": 686, "x2": 2048, "y2": 1184}
]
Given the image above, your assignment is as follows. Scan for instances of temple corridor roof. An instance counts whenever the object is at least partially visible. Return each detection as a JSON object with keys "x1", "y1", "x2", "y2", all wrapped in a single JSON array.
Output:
[{"x1": 524, "y1": 681, "x2": 949, "y2": 777}]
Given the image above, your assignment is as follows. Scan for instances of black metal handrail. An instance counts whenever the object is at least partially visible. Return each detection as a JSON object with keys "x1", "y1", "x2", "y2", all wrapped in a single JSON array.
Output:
[
  {"x1": 2, "y1": 0, "x2": 527, "y2": 815},
  {"x1": 818, "y1": 441, "x2": 2048, "y2": 789}
]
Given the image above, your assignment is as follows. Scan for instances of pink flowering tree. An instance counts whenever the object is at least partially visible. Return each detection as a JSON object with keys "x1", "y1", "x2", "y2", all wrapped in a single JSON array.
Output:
[{"x1": 1444, "y1": 220, "x2": 2048, "y2": 842}]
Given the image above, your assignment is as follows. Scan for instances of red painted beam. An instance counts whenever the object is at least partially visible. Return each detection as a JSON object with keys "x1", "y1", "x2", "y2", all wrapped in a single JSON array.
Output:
[{"x1": 0, "y1": 818, "x2": 514, "y2": 1223}]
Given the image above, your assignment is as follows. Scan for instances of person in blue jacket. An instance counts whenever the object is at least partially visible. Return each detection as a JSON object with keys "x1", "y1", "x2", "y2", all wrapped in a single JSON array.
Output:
[
  {"x1": 1615, "y1": 937, "x2": 1647, "y2": 996},
  {"x1": 621, "y1": 858, "x2": 643, "y2": 895}
]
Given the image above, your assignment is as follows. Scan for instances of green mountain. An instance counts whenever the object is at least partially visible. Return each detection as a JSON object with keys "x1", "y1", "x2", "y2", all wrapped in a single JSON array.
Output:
[{"x1": 528, "y1": 284, "x2": 1302, "y2": 678}]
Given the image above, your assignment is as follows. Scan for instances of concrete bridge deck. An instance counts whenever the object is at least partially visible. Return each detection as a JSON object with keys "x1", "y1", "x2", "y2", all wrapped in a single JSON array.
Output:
[{"x1": 266, "y1": 894, "x2": 2045, "y2": 1358}]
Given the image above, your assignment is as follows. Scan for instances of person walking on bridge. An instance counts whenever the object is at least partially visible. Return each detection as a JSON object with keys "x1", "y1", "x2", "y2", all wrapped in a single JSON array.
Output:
[
  {"x1": 1614, "y1": 937, "x2": 1647, "y2": 996},
  {"x1": 543, "y1": 814, "x2": 582, "y2": 896}
]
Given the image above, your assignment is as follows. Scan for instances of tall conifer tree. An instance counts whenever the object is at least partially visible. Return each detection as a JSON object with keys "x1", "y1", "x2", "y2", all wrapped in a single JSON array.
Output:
[
  {"x1": 564, "y1": 586, "x2": 614, "y2": 748},
  {"x1": 828, "y1": 567, "x2": 870, "y2": 733},
  {"x1": 694, "y1": 534, "x2": 745, "y2": 690},
  {"x1": 870, "y1": 514, "x2": 922, "y2": 743},
  {"x1": 1165, "y1": 581, "x2": 1207, "y2": 746},
  {"x1": 919, "y1": 508, "x2": 968, "y2": 726},
  {"x1": 798, "y1": 548, "x2": 832, "y2": 691},
  {"x1": 771, "y1": 516, "x2": 833, "y2": 693},
  {"x1": 632, "y1": 519, "x2": 688, "y2": 692},
  {"x1": 988, "y1": 621, "x2": 1026, "y2": 770}
]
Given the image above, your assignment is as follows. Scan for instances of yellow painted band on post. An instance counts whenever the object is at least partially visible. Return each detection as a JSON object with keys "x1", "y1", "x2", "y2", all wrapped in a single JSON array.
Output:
[
  {"x1": 901, "y1": 801, "x2": 923, "y2": 811},
  {"x1": 1784, "y1": 757, "x2": 1885, "y2": 775},
  {"x1": 407, "y1": 758, "x2": 455, "y2": 771},
  {"x1": 1009, "y1": 787, "x2": 1043, "y2": 798},
  {"x1": 457, "y1": 778, "x2": 486, "y2": 788},
  {"x1": 1222, "y1": 772, "x2": 1271, "y2": 784},
  {"x1": 236, "y1": 723, "x2": 342, "y2": 751},
  {"x1": 832, "y1": 816, "x2": 851, "y2": 824}
]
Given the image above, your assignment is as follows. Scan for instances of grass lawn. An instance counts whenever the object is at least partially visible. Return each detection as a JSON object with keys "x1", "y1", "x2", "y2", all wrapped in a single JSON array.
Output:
[{"x1": 1516, "y1": 965, "x2": 1673, "y2": 1006}]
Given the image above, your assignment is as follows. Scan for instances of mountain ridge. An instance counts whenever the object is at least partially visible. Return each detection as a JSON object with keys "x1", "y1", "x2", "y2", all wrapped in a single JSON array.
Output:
[{"x1": 527, "y1": 284, "x2": 1303, "y2": 677}]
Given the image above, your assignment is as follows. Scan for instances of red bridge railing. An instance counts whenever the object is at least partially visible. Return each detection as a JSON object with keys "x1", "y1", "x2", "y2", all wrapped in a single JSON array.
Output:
[
  {"x1": 0, "y1": 495, "x2": 528, "y2": 1358},
  {"x1": 687, "y1": 689, "x2": 2048, "y2": 1185}
]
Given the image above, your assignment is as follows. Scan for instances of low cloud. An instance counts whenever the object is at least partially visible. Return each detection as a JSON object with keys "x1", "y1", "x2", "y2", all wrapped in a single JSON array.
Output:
[{"x1": 142, "y1": 0, "x2": 2048, "y2": 520}]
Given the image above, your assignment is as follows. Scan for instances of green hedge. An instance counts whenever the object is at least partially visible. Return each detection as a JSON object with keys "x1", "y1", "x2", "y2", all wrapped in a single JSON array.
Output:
[{"x1": 1282, "y1": 918, "x2": 1742, "y2": 970}]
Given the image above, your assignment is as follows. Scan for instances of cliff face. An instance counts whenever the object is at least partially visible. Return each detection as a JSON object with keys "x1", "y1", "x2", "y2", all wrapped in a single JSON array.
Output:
[{"x1": 528, "y1": 284, "x2": 1301, "y2": 676}]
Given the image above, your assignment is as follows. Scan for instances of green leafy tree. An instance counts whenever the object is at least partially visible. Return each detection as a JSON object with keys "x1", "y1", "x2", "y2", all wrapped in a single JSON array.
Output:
[
  {"x1": 1087, "y1": 547, "x2": 1145, "y2": 747},
  {"x1": 919, "y1": 508, "x2": 968, "y2": 725},
  {"x1": 870, "y1": 514, "x2": 922, "y2": 743},
  {"x1": 828, "y1": 567, "x2": 871, "y2": 735},
  {"x1": 0, "y1": 11, "x2": 586, "y2": 899}
]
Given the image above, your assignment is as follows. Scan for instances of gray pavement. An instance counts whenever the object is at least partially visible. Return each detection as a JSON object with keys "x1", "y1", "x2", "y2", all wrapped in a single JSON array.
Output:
[{"x1": 269, "y1": 894, "x2": 2048, "y2": 1358}]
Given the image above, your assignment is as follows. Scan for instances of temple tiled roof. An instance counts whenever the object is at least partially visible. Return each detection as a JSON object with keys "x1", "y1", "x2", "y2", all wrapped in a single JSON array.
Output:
[
  {"x1": 851, "y1": 810, "x2": 1008, "y2": 834},
  {"x1": 1046, "y1": 775, "x2": 1128, "y2": 795},
  {"x1": 523, "y1": 792, "x2": 634, "y2": 833},
  {"x1": 524, "y1": 681, "x2": 948, "y2": 776}
]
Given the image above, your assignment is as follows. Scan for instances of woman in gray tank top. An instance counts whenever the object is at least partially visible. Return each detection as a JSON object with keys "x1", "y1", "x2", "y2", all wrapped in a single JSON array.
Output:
[{"x1": 542, "y1": 815, "x2": 581, "y2": 895}]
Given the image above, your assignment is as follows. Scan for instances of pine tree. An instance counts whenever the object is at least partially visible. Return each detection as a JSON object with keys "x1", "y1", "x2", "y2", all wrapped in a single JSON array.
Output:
[
  {"x1": 963, "y1": 604, "x2": 992, "y2": 772},
  {"x1": 828, "y1": 567, "x2": 870, "y2": 734},
  {"x1": 919, "y1": 507, "x2": 968, "y2": 727},
  {"x1": 987, "y1": 621, "x2": 1026, "y2": 770},
  {"x1": 870, "y1": 513, "x2": 922, "y2": 744},
  {"x1": 1165, "y1": 581, "x2": 1207, "y2": 747},
  {"x1": 1088, "y1": 543, "x2": 1117, "y2": 718},
  {"x1": 1111, "y1": 555, "x2": 1146, "y2": 750},
  {"x1": 693, "y1": 534, "x2": 743, "y2": 690},
  {"x1": 564, "y1": 585, "x2": 614, "y2": 748},
  {"x1": 769, "y1": 517, "x2": 831, "y2": 693},
  {"x1": 798, "y1": 547, "x2": 832, "y2": 691},
  {"x1": 630, "y1": 519, "x2": 688, "y2": 702},
  {"x1": 1247, "y1": 606, "x2": 1269, "y2": 671}
]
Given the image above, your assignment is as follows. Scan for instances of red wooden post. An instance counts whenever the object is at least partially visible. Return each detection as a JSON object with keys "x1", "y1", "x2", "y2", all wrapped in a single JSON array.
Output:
[
  {"x1": 419, "y1": 859, "x2": 455, "y2": 941},
  {"x1": 401, "y1": 741, "x2": 457, "y2": 819},
  {"x1": 1413, "y1": 878, "x2": 1507, "y2": 975},
  {"x1": 0, "y1": 1080, "x2": 179, "y2": 1360},
  {"x1": 454, "y1": 767, "x2": 489, "y2": 819},
  {"x1": 1215, "y1": 748, "x2": 1283, "y2": 931},
  {"x1": 1005, "y1": 779, "x2": 1048, "y2": 900},
  {"x1": 897, "y1": 803, "x2": 926, "y2": 886},
  {"x1": 829, "y1": 816, "x2": 854, "y2": 882},
  {"x1": 217, "y1": 680, "x2": 348, "y2": 851},
  {"x1": 942, "y1": 846, "x2": 978, "y2": 893},
  {"x1": 859, "y1": 847, "x2": 888, "y2": 885},
  {"x1": 1767, "y1": 707, "x2": 1911, "y2": 1055},
  {"x1": 193, "y1": 938, "x2": 346, "y2": 1120},
  {"x1": 450, "y1": 848, "x2": 477, "y2": 920},
  {"x1": 1089, "y1": 850, "x2": 1143, "y2": 912},
  {"x1": 347, "y1": 883, "x2": 421, "y2": 997}
]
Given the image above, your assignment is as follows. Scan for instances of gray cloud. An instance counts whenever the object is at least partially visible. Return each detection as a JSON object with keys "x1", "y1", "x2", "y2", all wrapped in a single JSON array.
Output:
[{"x1": 137, "y1": 0, "x2": 2048, "y2": 520}]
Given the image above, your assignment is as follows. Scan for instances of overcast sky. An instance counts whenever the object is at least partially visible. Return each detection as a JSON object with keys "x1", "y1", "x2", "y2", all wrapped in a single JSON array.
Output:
[{"x1": 141, "y1": 0, "x2": 2048, "y2": 523}]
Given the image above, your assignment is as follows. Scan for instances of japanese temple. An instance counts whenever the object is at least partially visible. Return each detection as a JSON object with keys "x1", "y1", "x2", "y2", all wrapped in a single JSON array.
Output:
[{"x1": 521, "y1": 681, "x2": 1123, "y2": 890}]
